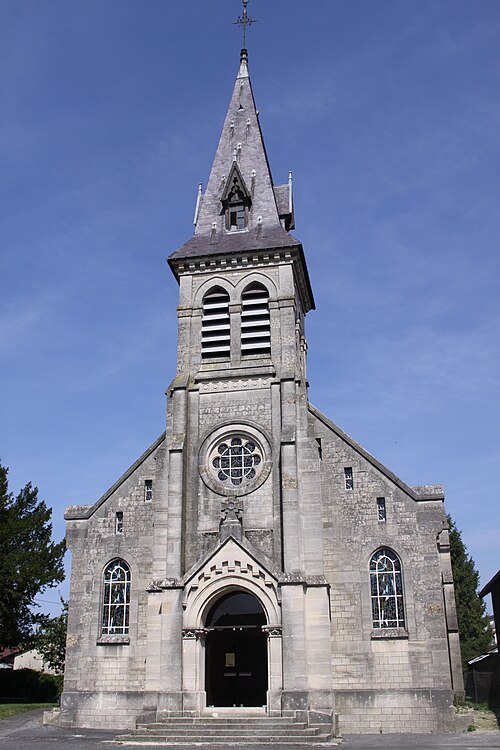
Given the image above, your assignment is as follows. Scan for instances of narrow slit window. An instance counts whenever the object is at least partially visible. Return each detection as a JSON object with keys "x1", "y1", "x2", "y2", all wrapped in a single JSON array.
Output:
[
  {"x1": 316, "y1": 438, "x2": 323, "y2": 460},
  {"x1": 377, "y1": 497, "x2": 386, "y2": 522},
  {"x1": 241, "y1": 283, "x2": 270, "y2": 356},
  {"x1": 115, "y1": 511, "x2": 123, "y2": 535},
  {"x1": 344, "y1": 467, "x2": 353, "y2": 490},
  {"x1": 229, "y1": 205, "x2": 245, "y2": 230},
  {"x1": 201, "y1": 287, "x2": 230, "y2": 359},
  {"x1": 144, "y1": 479, "x2": 153, "y2": 502}
]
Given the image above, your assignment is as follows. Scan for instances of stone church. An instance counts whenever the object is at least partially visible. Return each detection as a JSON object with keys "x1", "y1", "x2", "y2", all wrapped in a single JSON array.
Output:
[{"x1": 60, "y1": 46, "x2": 464, "y2": 735}]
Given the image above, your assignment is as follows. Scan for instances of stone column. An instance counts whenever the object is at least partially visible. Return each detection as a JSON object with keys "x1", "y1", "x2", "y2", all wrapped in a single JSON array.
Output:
[
  {"x1": 181, "y1": 628, "x2": 208, "y2": 715},
  {"x1": 262, "y1": 625, "x2": 283, "y2": 715}
]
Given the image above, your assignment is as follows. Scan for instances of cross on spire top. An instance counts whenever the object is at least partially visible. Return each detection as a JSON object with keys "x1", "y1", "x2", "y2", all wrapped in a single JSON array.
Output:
[{"x1": 233, "y1": 0, "x2": 256, "y2": 50}]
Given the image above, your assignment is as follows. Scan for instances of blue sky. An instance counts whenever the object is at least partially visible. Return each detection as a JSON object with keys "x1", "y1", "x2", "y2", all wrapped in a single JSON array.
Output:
[{"x1": 1, "y1": 0, "x2": 499, "y2": 617}]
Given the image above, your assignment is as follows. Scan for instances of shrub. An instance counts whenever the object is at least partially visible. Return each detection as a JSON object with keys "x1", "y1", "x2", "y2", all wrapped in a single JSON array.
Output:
[{"x1": 0, "y1": 669, "x2": 62, "y2": 702}]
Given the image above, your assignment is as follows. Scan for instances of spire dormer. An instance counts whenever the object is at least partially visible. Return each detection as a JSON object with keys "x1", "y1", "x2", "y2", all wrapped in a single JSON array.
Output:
[{"x1": 221, "y1": 162, "x2": 251, "y2": 231}]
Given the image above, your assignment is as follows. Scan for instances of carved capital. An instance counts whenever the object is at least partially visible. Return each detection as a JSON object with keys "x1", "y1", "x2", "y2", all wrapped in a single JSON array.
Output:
[
  {"x1": 182, "y1": 628, "x2": 208, "y2": 641},
  {"x1": 262, "y1": 625, "x2": 282, "y2": 638}
]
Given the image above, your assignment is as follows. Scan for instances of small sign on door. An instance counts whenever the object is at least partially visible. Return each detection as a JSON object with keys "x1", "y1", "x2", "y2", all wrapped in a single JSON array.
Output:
[{"x1": 225, "y1": 652, "x2": 236, "y2": 667}]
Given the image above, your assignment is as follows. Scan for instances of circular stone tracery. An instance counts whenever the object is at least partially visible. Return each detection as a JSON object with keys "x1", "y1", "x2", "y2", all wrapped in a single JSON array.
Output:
[{"x1": 211, "y1": 437, "x2": 262, "y2": 486}]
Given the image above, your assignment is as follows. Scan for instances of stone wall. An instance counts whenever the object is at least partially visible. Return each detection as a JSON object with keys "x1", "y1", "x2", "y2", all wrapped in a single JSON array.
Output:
[
  {"x1": 310, "y1": 405, "x2": 458, "y2": 732},
  {"x1": 60, "y1": 443, "x2": 162, "y2": 727}
]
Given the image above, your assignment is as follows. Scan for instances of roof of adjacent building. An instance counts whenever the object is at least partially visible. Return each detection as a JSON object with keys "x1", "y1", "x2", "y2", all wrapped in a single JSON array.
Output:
[{"x1": 479, "y1": 569, "x2": 500, "y2": 598}]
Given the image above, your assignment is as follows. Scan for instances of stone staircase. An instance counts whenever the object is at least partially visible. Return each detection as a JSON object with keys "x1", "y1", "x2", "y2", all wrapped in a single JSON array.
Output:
[{"x1": 115, "y1": 714, "x2": 337, "y2": 744}]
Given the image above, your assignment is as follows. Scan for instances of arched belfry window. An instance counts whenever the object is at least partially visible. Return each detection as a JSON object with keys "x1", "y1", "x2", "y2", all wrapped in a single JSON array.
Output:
[
  {"x1": 101, "y1": 559, "x2": 131, "y2": 635},
  {"x1": 202, "y1": 287, "x2": 230, "y2": 359},
  {"x1": 241, "y1": 283, "x2": 271, "y2": 356},
  {"x1": 221, "y1": 164, "x2": 251, "y2": 232},
  {"x1": 370, "y1": 548, "x2": 405, "y2": 629}
]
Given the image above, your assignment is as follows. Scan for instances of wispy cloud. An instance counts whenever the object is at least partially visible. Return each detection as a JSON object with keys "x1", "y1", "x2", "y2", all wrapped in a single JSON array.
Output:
[{"x1": 0, "y1": 294, "x2": 59, "y2": 350}]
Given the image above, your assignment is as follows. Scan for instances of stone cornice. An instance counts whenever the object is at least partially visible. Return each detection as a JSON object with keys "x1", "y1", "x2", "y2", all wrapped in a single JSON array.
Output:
[{"x1": 171, "y1": 246, "x2": 314, "y2": 314}]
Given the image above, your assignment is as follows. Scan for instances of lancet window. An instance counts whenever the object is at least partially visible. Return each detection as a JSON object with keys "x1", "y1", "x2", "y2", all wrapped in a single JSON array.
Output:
[
  {"x1": 201, "y1": 287, "x2": 231, "y2": 359},
  {"x1": 241, "y1": 283, "x2": 270, "y2": 356}
]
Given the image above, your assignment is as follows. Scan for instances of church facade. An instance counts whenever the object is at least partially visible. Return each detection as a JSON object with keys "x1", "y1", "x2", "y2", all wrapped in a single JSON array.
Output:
[{"x1": 60, "y1": 48, "x2": 464, "y2": 734}]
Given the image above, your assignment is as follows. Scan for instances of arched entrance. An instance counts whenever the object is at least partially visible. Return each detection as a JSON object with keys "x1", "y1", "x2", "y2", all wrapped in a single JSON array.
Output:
[{"x1": 205, "y1": 591, "x2": 268, "y2": 707}]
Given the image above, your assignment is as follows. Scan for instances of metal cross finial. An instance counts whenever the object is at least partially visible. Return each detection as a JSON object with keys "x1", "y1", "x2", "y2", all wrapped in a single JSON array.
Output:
[{"x1": 233, "y1": 0, "x2": 256, "y2": 49}]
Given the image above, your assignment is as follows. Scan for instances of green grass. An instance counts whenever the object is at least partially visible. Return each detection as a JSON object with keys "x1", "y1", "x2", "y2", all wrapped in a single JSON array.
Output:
[{"x1": 0, "y1": 703, "x2": 56, "y2": 721}]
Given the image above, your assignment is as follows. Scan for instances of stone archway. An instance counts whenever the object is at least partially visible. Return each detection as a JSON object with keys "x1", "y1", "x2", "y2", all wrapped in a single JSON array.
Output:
[
  {"x1": 181, "y1": 539, "x2": 283, "y2": 714},
  {"x1": 205, "y1": 590, "x2": 267, "y2": 707}
]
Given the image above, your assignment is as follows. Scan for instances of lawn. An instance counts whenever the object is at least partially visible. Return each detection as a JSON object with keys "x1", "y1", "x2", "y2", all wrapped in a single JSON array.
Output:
[{"x1": 0, "y1": 703, "x2": 56, "y2": 721}]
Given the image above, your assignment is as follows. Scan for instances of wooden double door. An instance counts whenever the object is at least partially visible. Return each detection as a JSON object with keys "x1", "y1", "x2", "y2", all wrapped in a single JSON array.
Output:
[{"x1": 205, "y1": 592, "x2": 268, "y2": 707}]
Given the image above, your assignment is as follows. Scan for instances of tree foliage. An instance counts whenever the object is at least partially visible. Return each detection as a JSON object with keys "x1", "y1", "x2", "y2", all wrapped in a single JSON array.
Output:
[
  {"x1": 32, "y1": 598, "x2": 68, "y2": 673},
  {"x1": 448, "y1": 515, "x2": 494, "y2": 670},
  {"x1": 0, "y1": 463, "x2": 66, "y2": 648}
]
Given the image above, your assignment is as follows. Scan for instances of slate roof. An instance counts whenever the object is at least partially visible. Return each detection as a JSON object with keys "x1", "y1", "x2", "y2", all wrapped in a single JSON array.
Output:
[
  {"x1": 193, "y1": 50, "x2": 280, "y2": 236},
  {"x1": 168, "y1": 225, "x2": 300, "y2": 262}
]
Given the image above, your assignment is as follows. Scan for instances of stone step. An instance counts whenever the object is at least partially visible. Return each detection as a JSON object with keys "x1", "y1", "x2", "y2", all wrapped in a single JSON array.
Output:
[
  {"x1": 121, "y1": 714, "x2": 336, "y2": 745},
  {"x1": 131, "y1": 727, "x2": 320, "y2": 737},
  {"x1": 138, "y1": 720, "x2": 308, "y2": 729},
  {"x1": 116, "y1": 733, "x2": 333, "y2": 744},
  {"x1": 145, "y1": 716, "x2": 294, "y2": 726}
]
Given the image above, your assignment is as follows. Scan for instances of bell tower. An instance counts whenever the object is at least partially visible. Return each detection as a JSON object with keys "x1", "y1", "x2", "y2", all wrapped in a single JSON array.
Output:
[{"x1": 147, "y1": 47, "x2": 334, "y2": 725}]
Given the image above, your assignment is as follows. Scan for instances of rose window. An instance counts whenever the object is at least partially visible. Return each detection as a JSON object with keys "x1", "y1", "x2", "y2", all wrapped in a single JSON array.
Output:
[{"x1": 211, "y1": 437, "x2": 262, "y2": 486}]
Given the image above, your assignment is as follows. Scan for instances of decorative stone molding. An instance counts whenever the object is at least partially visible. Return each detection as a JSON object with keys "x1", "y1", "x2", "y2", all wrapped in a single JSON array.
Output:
[
  {"x1": 182, "y1": 628, "x2": 208, "y2": 641},
  {"x1": 172, "y1": 247, "x2": 314, "y2": 315},
  {"x1": 279, "y1": 573, "x2": 329, "y2": 586},
  {"x1": 182, "y1": 539, "x2": 281, "y2": 629},
  {"x1": 147, "y1": 578, "x2": 181, "y2": 592},
  {"x1": 198, "y1": 423, "x2": 272, "y2": 497},
  {"x1": 96, "y1": 634, "x2": 130, "y2": 645},
  {"x1": 199, "y1": 377, "x2": 271, "y2": 393},
  {"x1": 262, "y1": 625, "x2": 282, "y2": 638},
  {"x1": 370, "y1": 628, "x2": 409, "y2": 640},
  {"x1": 220, "y1": 497, "x2": 244, "y2": 542}
]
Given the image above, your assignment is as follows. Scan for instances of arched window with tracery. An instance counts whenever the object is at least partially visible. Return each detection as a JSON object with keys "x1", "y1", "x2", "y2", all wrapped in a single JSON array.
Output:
[
  {"x1": 241, "y1": 283, "x2": 270, "y2": 356},
  {"x1": 201, "y1": 287, "x2": 230, "y2": 359},
  {"x1": 101, "y1": 559, "x2": 131, "y2": 635},
  {"x1": 370, "y1": 548, "x2": 405, "y2": 629}
]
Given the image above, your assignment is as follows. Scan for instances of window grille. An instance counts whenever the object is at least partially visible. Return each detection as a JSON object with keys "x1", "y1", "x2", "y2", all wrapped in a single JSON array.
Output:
[
  {"x1": 144, "y1": 479, "x2": 153, "y2": 502},
  {"x1": 201, "y1": 288, "x2": 230, "y2": 359},
  {"x1": 241, "y1": 283, "x2": 270, "y2": 356},
  {"x1": 115, "y1": 511, "x2": 123, "y2": 534},
  {"x1": 211, "y1": 436, "x2": 262, "y2": 487},
  {"x1": 101, "y1": 559, "x2": 131, "y2": 635},
  {"x1": 370, "y1": 548, "x2": 405, "y2": 629},
  {"x1": 377, "y1": 497, "x2": 386, "y2": 522},
  {"x1": 344, "y1": 467, "x2": 353, "y2": 490}
]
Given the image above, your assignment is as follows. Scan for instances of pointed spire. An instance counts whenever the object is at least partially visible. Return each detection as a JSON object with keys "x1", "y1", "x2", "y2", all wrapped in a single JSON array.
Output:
[
  {"x1": 238, "y1": 48, "x2": 249, "y2": 79},
  {"x1": 194, "y1": 51, "x2": 280, "y2": 236}
]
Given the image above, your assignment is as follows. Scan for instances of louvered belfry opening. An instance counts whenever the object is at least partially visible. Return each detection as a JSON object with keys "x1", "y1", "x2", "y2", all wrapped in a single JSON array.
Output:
[
  {"x1": 201, "y1": 287, "x2": 230, "y2": 359},
  {"x1": 241, "y1": 283, "x2": 271, "y2": 356}
]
